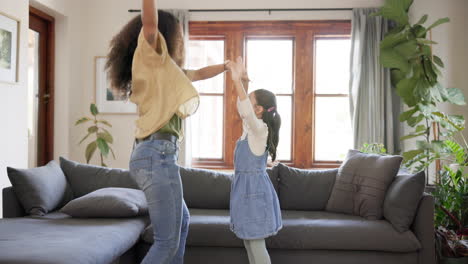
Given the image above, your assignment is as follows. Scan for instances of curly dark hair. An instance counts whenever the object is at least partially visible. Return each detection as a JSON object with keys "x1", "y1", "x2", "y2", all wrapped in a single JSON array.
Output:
[
  {"x1": 254, "y1": 89, "x2": 282, "y2": 161},
  {"x1": 105, "y1": 11, "x2": 180, "y2": 97}
]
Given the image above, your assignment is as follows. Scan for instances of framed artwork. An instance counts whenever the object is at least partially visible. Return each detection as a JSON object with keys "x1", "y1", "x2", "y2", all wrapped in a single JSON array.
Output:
[
  {"x1": 94, "y1": 56, "x2": 137, "y2": 114},
  {"x1": 0, "y1": 12, "x2": 19, "y2": 83}
]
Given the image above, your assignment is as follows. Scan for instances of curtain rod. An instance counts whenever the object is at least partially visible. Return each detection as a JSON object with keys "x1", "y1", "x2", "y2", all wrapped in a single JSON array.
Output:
[{"x1": 128, "y1": 8, "x2": 353, "y2": 13}]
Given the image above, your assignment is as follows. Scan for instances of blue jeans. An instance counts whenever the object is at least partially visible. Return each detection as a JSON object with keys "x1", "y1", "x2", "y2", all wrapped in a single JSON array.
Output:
[{"x1": 129, "y1": 139, "x2": 189, "y2": 264}]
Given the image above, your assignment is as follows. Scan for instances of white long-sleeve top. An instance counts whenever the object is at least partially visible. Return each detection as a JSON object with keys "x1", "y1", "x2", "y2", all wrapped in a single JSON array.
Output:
[{"x1": 237, "y1": 98, "x2": 269, "y2": 156}]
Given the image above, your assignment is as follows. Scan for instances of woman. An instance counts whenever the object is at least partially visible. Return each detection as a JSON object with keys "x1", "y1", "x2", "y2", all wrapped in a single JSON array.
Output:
[{"x1": 105, "y1": 1, "x2": 226, "y2": 263}]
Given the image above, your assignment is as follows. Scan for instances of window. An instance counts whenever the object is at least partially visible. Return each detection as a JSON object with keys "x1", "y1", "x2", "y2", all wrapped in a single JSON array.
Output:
[
  {"x1": 188, "y1": 21, "x2": 351, "y2": 169},
  {"x1": 187, "y1": 39, "x2": 225, "y2": 161}
]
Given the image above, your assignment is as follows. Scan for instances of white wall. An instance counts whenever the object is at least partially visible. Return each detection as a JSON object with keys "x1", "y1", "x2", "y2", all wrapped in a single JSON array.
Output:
[{"x1": 0, "y1": 0, "x2": 29, "y2": 218}]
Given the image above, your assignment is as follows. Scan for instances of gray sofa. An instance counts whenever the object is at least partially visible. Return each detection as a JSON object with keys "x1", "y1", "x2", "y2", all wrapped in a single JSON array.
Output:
[{"x1": 1, "y1": 161, "x2": 435, "y2": 264}]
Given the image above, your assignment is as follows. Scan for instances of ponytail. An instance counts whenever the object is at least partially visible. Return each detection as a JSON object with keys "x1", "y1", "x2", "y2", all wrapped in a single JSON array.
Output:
[{"x1": 254, "y1": 89, "x2": 282, "y2": 161}]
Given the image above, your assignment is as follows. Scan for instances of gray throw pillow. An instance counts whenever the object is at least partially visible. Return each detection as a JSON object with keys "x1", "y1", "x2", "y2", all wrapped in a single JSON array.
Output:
[
  {"x1": 60, "y1": 157, "x2": 138, "y2": 198},
  {"x1": 60, "y1": 187, "x2": 147, "y2": 218},
  {"x1": 278, "y1": 163, "x2": 337, "y2": 210},
  {"x1": 384, "y1": 171, "x2": 426, "y2": 232},
  {"x1": 7, "y1": 161, "x2": 72, "y2": 216},
  {"x1": 325, "y1": 150, "x2": 403, "y2": 220}
]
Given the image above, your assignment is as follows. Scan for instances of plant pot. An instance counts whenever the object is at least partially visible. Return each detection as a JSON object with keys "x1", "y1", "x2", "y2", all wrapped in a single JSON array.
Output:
[{"x1": 439, "y1": 257, "x2": 468, "y2": 264}]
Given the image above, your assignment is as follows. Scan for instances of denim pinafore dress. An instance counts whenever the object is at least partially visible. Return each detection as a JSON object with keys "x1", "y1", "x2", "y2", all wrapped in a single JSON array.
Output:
[{"x1": 230, "y1": 136, "x2": 282, "y2": 240}]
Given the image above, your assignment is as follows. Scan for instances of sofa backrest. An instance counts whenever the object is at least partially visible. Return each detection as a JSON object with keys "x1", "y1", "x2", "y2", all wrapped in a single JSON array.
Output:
[
  {"x1": 59, "y1": 157, "x2": 139, "y2": 199},
  {"x1": 277, "y1": 163, "x2": 338, "y2": 211},
  {"x1": 180, "y1": 167, "x2": 278, "y2": 210}
]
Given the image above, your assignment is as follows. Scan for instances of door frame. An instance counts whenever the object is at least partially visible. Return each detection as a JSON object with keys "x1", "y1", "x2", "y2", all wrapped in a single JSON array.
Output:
[{"x1": 29, "y1": 6, "x2": 55, "y2": 166}]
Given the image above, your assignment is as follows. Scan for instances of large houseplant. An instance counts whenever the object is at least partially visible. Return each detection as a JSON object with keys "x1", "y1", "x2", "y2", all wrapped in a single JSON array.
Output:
[
  {"x1": 373, "y1": 0, "x2": 468, "y2": 261},
  {"x1": 373, "y1": 0, "x2": 466, "y2": 178}
]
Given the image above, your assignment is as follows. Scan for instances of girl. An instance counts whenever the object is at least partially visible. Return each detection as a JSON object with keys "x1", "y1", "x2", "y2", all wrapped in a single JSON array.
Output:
[
  {"x1": 106, "y1": 1, "x2": 227, "y2": 263},
  {"x1": 227, "y1": 57, "x2": 283, "y2": 264}
]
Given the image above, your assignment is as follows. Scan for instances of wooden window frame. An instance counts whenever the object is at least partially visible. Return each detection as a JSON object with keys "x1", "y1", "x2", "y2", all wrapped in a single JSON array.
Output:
[{"x1": 189, "y1": 20, "x2": 351, "y2": 169}]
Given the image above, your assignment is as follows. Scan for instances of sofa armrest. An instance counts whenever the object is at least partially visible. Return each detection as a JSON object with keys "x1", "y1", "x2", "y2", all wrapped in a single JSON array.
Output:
[
  {"x1": 411, "y1": 193, "x2": 435, "y2": 264},
  {"x1": 2, "y1": 187, "x2": 26, "y2": 218}
]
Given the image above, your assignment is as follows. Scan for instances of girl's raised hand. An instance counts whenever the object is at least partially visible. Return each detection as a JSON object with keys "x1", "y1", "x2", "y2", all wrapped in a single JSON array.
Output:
[{"x1": 226, "y1": 56, "x2": 246, "y2": 82}]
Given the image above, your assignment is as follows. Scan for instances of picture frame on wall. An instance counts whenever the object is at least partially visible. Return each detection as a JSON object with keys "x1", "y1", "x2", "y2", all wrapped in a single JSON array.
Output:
[
  {"x1": 0, "y1": 12, "x2": 20, "y2": 84},
  {"x1": 94, "y1": 56, "x2": 137, "y2": 114}
]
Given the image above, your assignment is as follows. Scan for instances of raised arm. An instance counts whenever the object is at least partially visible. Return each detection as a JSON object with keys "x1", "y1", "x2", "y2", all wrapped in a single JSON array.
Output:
[
  {"x1": 227, "y1": 57, "x2": 248, "y2": 100},
  {"x1": 142, "y1": 0, "x2": 159, "y2": 49},
  {"x1": 189, "y1": 62, "x2": 228, "y2": 82}
]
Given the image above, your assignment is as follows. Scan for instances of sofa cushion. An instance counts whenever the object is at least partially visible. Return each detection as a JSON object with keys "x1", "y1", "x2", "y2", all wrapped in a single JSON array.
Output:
[
  {"x1": 60, "y1": 188, "x2": 148, "y2": 218},
  {"x1": 277, "y1": 164, "x2": 337, "y2": 210},
  {"x1": 141, "y1": 209, "x2": 421, "y2": 253},
  {"x1": 0, "y1": 212, "x2": 148, "y2": 264},
  {"x1": 384, "y1": 171, "x2": 426, "y2": 232},
  {"x1": 7, "y1": 161, "x2": 72, "y2": 216},
  {"x1": 180, "y1": 167, "x2": 278, "y2": 210},
  {"x1": 326, "y1": 150, "x2": 403, "y2": 220},
  {"x1": 60, "y1": 157, "x2": 138, "y2": 198},
  {"x1": 180, "y1": 167, "x2": 233, "y2": 209}
]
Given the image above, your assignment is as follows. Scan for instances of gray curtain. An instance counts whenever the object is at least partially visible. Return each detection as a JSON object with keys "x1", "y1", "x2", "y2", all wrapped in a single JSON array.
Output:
[
  {"x1": 169, "y1": 9, "x2": 193, "y2": 167},
  {"x1": 349, "y1": 8, "x2": 401, "y2": 154}
]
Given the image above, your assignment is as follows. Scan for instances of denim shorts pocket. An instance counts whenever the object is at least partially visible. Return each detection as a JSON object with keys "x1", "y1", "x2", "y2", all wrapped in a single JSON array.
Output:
[{"x1": 242, "y1": 192, "x2": 267, "y2": 223}]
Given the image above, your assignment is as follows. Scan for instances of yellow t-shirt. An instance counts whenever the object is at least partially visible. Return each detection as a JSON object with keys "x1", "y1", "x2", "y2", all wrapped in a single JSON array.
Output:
[{"x1": 130, "y1": 30, "x2": 199, "y2": 139}]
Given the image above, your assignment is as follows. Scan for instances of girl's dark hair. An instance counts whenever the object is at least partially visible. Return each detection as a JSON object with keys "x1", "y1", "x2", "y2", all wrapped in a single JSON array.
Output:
[
  {"x1": 105, "y1": 11, "x2": 180, "y2": 97},
  {"x1": 254, "y1": 89, "x2": 282, "y2": 161}
]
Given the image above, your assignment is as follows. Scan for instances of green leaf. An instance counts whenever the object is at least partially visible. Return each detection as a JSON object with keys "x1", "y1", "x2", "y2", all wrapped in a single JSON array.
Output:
[
  {"x1": 379, "y1": 0, "x2": 413, "y2": 25},
  {"x1": 444, "y1": 140, "x2": 467, "y2": 164},
  {"x1": 88, "y1": 126, "x2": 98, "y2": 133},
  {"x1": 426, "y1": 17, "x2": 450, "y2": 32},
  {"x1": 402, "y1": 149, "x2": 424, "y2": 163},
  {"x1": 394, "y1": 40, "x2": 419, "y2": 58},
  {"x1": 416, "y1": 14, "x2": 428, "y2": 25},
  {"x1": 407, "y1": 114, "x2": 424, "y2": 127},
  {"x1": 381, "y1": 30, "x2": 409, "y2": 50},
  {"x1": 400, "y1": 107, "x2": 417, "y2": 122},
  {"x1": 75, "y1": 117, "x2": 92, "y2": 126},
  {"x1": 415, "y1": 125, "x2": 427, "y2": 133},
  {"x1": 98, "y1": 131, "x2": 114, "y2": 144},
  {"x1": 98, "y1": 120, "x2": 112, "y2": 127},
  {"x1": 433, "y1": 55, "x2": 444, "y2": 68},
  {"x1": 401, "y1": 132, "x2": 426, "y2": 141},
  {"x1": 85, "y1": 141, "x2": 97, "y2": 164},
  {"x1": 380, "y1": 49, "x2": 410, "y2": 73},
  {"x1": 414, "y1": 25, "x2": 428, "y2": 38},
  {"x1": 444, "y1": 88, "x2": 466, "y2": 105},
  {"x1": 90, "y1": 104, "x2": 99, "y2": 116},
  {"x1": 97, "y1": 138, "x2": 110, "y2": 157},
  {"x1": 396, "y1": 78, "x2": 418, "y2": 106},
  {"x1": 79, "y1": 133, "x2": 92, "y2": 145},
  {"x1": 391, "y1": 69, "x2": 406, "y2": 87}
]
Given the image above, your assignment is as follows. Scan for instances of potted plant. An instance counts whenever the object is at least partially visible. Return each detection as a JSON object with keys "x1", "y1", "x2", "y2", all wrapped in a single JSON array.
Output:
[
  {"x1": 433, "y1": 167, "x2": 468, "y2": 262},
  {"x1": 75, "y1": 103, "x2": 116, "y2": 167},
  {"x1": 373, "y1": 0, "x2": 468, "y2": 262}
]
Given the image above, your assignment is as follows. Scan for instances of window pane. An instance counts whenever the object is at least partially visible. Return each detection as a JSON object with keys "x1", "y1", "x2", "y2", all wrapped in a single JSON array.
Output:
[
  {"x1": 314, "y1": 97, "x2": 352, "y2": 161},
  {"x1": 315, "y1": 39, "x2": 351, "y2": 94},
  {"x1": 276, "y1": 96, "x2": 292, "y2": 161},
  {"x1": 247, "y1": 39, "x2": 293, "y2": 94},
  {"x1": 191, "y1": 96, "x2": 224, "y2": 159},
  {"x1": 187, "y1": 40, "x2": 225, "y2": 94}
]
